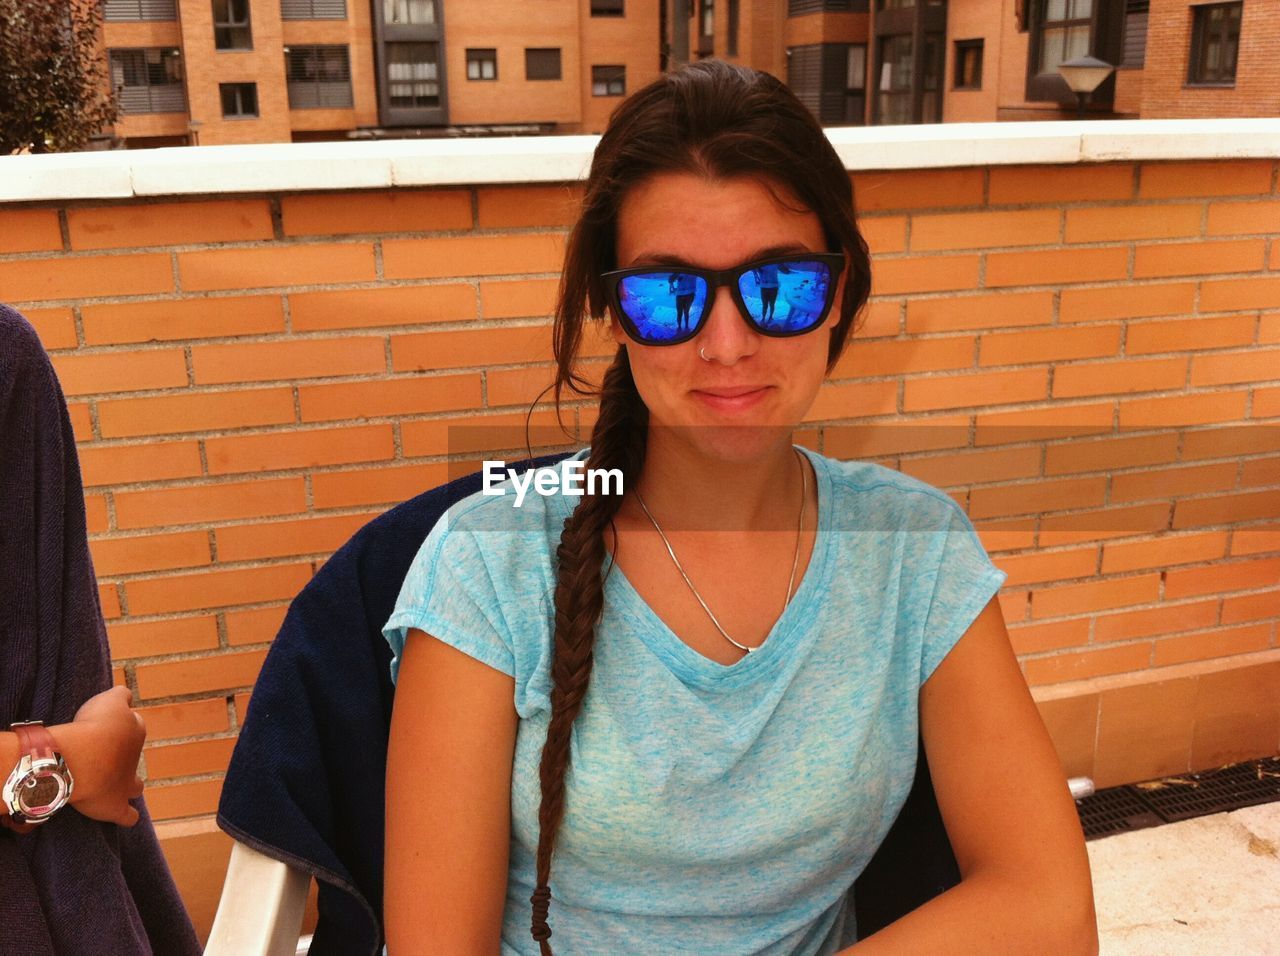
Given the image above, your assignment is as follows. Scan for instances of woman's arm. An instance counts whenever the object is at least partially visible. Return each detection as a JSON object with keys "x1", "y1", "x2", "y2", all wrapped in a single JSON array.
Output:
[
  {"x1": 385, "y1": 628, "x2": 519, "y2": 954},
  {"x1": 842, "y1": 597, "x2": 1098, "y2": 954}
]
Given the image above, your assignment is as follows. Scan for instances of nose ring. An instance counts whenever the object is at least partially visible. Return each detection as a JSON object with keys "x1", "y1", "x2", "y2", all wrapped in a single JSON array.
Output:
[{"x1": 699, "y1": 346, "x2": 711, "y2": 362}]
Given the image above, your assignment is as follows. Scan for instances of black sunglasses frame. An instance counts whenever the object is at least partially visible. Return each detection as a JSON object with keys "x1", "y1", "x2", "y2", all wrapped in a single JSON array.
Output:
[{"x1": 601, "y1": 252, "x2": 847, "y2": 347}]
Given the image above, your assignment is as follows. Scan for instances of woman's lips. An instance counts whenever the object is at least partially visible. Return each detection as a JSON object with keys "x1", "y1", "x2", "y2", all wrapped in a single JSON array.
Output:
[{"x1": 691, "y1": 386, "x2": 772, "y2": 413}]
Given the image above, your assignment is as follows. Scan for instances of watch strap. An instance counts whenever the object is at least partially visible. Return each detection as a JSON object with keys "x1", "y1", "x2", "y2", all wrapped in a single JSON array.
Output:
[{"x1": 12, "y1": 722, "x2": 57, "y2": 761}]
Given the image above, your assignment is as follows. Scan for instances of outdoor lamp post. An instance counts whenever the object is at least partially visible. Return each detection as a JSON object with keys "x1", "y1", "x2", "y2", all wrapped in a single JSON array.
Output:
[{"x1": 1057, "y1": 55, "x2": 1116, "y2": 119}]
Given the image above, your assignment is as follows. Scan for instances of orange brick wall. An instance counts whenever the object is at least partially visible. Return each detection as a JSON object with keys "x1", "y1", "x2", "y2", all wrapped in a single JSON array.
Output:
[{"x1": 2, "y1": 157, "x2": 1278, "y2": 935}]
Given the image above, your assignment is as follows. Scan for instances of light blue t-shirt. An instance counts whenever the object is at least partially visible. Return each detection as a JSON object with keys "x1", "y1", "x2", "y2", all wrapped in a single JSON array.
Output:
[{"x1": 383, "y1": 447, "x2": 1007, "y2": 955}]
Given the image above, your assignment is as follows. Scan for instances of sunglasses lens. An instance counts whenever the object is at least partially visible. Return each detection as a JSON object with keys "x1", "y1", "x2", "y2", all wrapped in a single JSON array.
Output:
[
  {"x1": 737, "y1": 260, "x2": 834, "y2": 333},
  {"x1": 617, "y1": 271, "x2": 708, "y2": 343}
]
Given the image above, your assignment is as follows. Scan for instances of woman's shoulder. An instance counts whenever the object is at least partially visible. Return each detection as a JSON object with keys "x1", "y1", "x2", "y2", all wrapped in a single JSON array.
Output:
[{"x1": 808, "y1": 451, "x2": 966, "y2": 533}]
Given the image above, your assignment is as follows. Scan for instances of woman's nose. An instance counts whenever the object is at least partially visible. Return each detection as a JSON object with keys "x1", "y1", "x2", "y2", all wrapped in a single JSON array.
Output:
[{"x1": 696, "y1": 285, "x2": 759, "y2": 365}]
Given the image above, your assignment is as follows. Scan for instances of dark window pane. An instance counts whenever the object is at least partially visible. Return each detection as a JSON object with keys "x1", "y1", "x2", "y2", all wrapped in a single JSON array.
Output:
[
  {"x1": 281, "y1": 0, "x2": 347, "y2": 18},
  {"x1": 387, "y1": 42, "x2": 440, "y2": 106},
  {"x1": 110, "y1": 48, "x2": 186, "y2": 112},
  {"x1": 286, "y1": 45, "x2": 353, "y2": 108},
  {"x1": 384, "y1": 0, "x2": 435, "y2": 23},
  {"x1": 591, "y1": 64, "x2": 625, "y2": 96},
  {"x1": 590, "y1": 0, "x2": 624, "y2": 14},
  {"x1": 466, "y1": 48, "x2": 497, "y2": 80},
  {"x1": 220, "y1": 81, "x2": 258, "y2": 117},
  {"x1": 526, "y1": 48, "x2": 562, "y2": 81},
  {"x1": 105, "y1": 0, "x2": 178, "y2": 20},
  {"x1": 213, "y1": 0, "x2": 252, "y2": 49}
]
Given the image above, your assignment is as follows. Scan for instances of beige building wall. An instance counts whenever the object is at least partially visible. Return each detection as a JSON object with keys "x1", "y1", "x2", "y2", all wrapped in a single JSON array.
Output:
[
  {"x1": 280, "y1": 4, "x2": 379, "y2": 134},
  {"x1": 944, "y1": 0, "x2": 1002, "y2": 122},
  {"x1": 577, "y1": 0, "x2": 661, "y2": 133}
]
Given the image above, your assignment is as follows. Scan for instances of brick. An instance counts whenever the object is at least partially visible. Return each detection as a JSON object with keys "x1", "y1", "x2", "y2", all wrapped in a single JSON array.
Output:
[
  {"x1": 1031, "y1": 573, "x2": 1162, "y2": 620},
  {"x1": 1008, "y1": 618, "x2": 1091, "y2": 655},
  {"x1": 49, "y1": 349, "x2": 188, "y2": 396},
  {"x1": 1140, "y1": 160, "x2": 1274, "y2": 199},
  {"x1": 1206, "y1": 200, "x2": 1280, "y2": 236},
  {"x1": 85, "y1": 495, "x2": 109, "y2": 534},
  {"x1": 1153, "y1": 623, "x2": 1273, "y2": 667},
  {"x1": 906, "y1": 290, "x2": 1052, "y2": 334},
  {"x1": 112, "y1": 665, "x2": 125, "y2": 686},
  {"x1": 1111, "y1": 462, "x2": 1237, "y2": 503},
  {"x1": 851, "y1": 168, "x2": 984, "y2": 211},
  {"x1": 0, "y1": 208, "x2": 62, "y2": 252},
  {"x1": 1126, "y1": 314, "x2": 1256, "y2": 355},
  {"x1": 382, "y1": 234, "x2": 565, "y2": 280},
  {"x1": 1133, "y1": 239, "x2": 1266, "y2": 279},
  {"x1": 1064, "y1": 205, "x2": 1201, "y2": 243},
  {"x1": 1231, "y1": 525, "x2": 1280, "y2": 556},
  {"x1": 476, "y1": 184, "x2": 582, "y2": 228},
  {"x1": 995, "y1": 547, "x2": 1098, "y2": 588},
  {"x1": 136, "y1": 698, "x2": 230, "y2": 742},
  {"x1": 81, "y1": 296, "x2": 285, "y2": 345},
  {"x1": 282, "y1": 189, "x2": 471, "y2": 236},
  {"x1": 832, "y1": 334, "x2": 974, "y2": 378},
  {"x1": 1052, "y1": 357, "x2": 1187, "y2": 399},
  {"x1": 855, "y1": 299, "x2": 903, "y2": 337},
  {"x1": 1166, "y1": 556, "x2": 1280, "y2": 599},
  {"x1": 984, "y1": 246, "x2": 1129, "y2": 289},
  {"x1": 975, "y1": 517, "x2": 1037, "y2": 553},
  {"x1": 1060, "y1": 282, "x2": 1196, "y2": 323},
  {"x1": 90, "y1": 530, "x2": 212, "y2": 576},
  {"x1": 805, "y1": 380, "x2": 897, "y2": 421},
  {"x1": 827, "y1": 416, "x2": 975, "y2": 460},
  {"x1": 178, "y1": 244, "x2": 375, "y2": 292},
  {"x1": 114, "y1": 477, "x2": 306, "y2": 530},
  {"x1": 897, "y1": 446, "x2": 1041, "y2": 489},
  {"x1": 224, "y1": 605, "x2": 287, "y2": 646},
  {"x1": 1256, "y1": 387, "x2": 1280, "y2": 419},
  {"x1": 1094, "y1": 599, "x2": 1219, "y2": 644},
  {"x1": 67, "y1": 403, "x2": 93, "y2": 440},
  {"x1": 1023, "y1": 642, "x2": 1153, "y2": 685},
  {"x1": 1234, "y1": 454, "x2": 1280, "y2": 488},
  {"x1": 997, "y1": 589, "x2": 1029, "y2": 625},
  {"x1": 479, "y1": 279, "x2": 559, "y2": 320},
  {"x1": 234, "y1": 692, "x2": 252, "y2": 724},
  {"x1": 860, "y1": 216, "x2": 907, "y2": 255},
  {"x1": 1262, "y1": 313, "x2": 1280, "y2": 345},
  {"x1": 970, "y1": 476, "x2": 1106, "y2": 520},
  {"x1": 1191, "y1": 348, "x2": 1280, "y2": 387},
  {"x1": 144, "y1": 780, "x2": 222, "y2": 821},
  {"x1": 1200, "y1": 276, "x2": 1280, "y2": 313},
  {"x1": 1221, "y1": 589, "x2": 1279, "y2": 624},
  {"x1": 1173, "y1": 489, "x2": 1280, "y2": 529},
  {"x1": 79, "y1": 441, "x2": 203, "y2": 487},
  {"x1": 909, "y1": 209, "x2": 1060, "y2": 252},
  {"x1": 310, "y1": 463, "x2": 450, "y2": 509},
  {"x1": 1183, "y1": 425, "x2": 1280, "y2": 462},
  {"x1": 392, "y1": 325, "x2": 558, "y2": 373},
  {"x1": 135, "y1": 648, "x2": 269, "y2": 699},
  {"x1": 192, "y1": 337, "x2": 386, "y2": 385},
  {"x1": 206, "y1": 424, "x2": 394, "y2": 475},
  {"x1": 23, "y1": 308, "x2": 78, "y2": 350},
  {"x1": 98, "y1": 387, "x2": 296, "y2": 438},
  {"x1": 68, "y1": 199, "x2": 272, "y2": 250},
  {"x1": 0, "y1": 253, "x2": 172, "y2": 304},
  {"x1": 401, "y1": 409, "x2": 575, "y2": 459},
  {"x1": 1101, "y1": 531, "x2": 1228, "y2": 574},
  {"x1": 1044, "y1": 433, "x2": 1179, "y2": 476},
  {"x1": 872, "y1": 255, "x2": 980, "y2": 295},
  {"x1": 216, "y1": 512, "x2": 373, "y2": 562},
  {"x1": 100, "y1": 583, "x2": 121, "y2": 620},
  {"x1": 125, "y1": 563, "x2": 312, "y2": 616},
  {"x1": 1118, "y1": 392, "x2": 1248, "y2": 429},
  {"x1": 299, "y1": 373, "x2": 482, "y2": 422},
  {"x1": 289, "y1": 284, "x2": 475, "y2": 331},
  {"x1": 1040, "y1": 503, "x2": 1172, "y2": 546},
  {"x1": 903, "y1": 368, "x2": 1047, "y2": 412},
  {"x1": 974, "y1": 402, "x2": 1113, "y2": 446},
  {"x1": 106, "y1": 615, "x2": 220, "y2": 660},
  {"x1": 988, "y1": 164, "x2": 1134, "y2": 205},
  {"x1": 145, "y1": 737, "x2": 237, "y2": 779}
]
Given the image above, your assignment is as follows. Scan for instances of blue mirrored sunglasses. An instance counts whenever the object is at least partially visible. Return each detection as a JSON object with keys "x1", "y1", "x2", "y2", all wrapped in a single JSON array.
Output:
[{"x1": 602, "y1": 252, "x2": 846, "y2": 347}]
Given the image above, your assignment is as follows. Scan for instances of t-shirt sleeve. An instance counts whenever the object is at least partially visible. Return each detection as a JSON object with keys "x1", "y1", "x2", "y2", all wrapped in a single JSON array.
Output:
[
  {"x1": 382, "y1": 512, "x2": 517, "y2": 684},
  {"x1": 918, "y1": 497, "x2": 1008, "y2": 685}
]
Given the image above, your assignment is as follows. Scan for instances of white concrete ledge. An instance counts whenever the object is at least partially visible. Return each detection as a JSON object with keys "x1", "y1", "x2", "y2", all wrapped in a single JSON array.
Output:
[{"x1": 1, "y1": 118, "x2": 1276, "y2": 204}]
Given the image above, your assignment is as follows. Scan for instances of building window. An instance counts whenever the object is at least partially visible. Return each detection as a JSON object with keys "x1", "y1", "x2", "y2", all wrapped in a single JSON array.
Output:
[
  {"x1": 876, "y1": 33, "x2": 913, "y2": 124},
  {"x1": 285, "y1": 45, "x2": 353, "y2": 108},
  {"x1": 700, "y1": 0, "x2": 714, "y2": 36},
  {"x1": 213, "y1": 0, "x2": 252, "y2": 50},
  {"x1": 384, "y1": 0, "x2": 435, "y2": 23},
  {"x1": 386, "y1": 42, "x2": 439, "y2": 106},
  {"x1": 281, "y1": 0, "x2": 347, "y2": 19},
  {"x1": 466, "y1": 48, "x2": 497, "y2": 81},
  {"x1": 1189, "y1": 1, "x2": 1241, "y2": 85},
  {"x1": 525, "y1": 48, "x2": 562, "y2": 81},
  {"x1": 787, "y1": 43, "x2": 865, "y2": 125},
  {"x1": 1036, "y1": 0, "x2": 1092, "y2": 77},
  {"x1": 590, "y1": 0, "x2": 624, "y2": 15},
  {"x1": 109, "y1": 48, "x2": 186, "y2": 113},
  {"x1": 219, "y1": 82, "x2": 258, "y2": 117},
  {"x1": 105, "y1": 0, "x2": 177, "y2": 20},
  {"x1": 592, "y1": 64, "x2": 626, "y2": 96},
  {"x1": 1120, "y1": 0, "x2": 1148, "y2": 68},
  {"x1": 954, "y1": 38, "x2": 983, "y2": 89},
  {"x1": 728, "y1": 0, "x2": 739, "y2": 55},
  {"x1": 788, "y1": 0, "x2": 859, "y2": 12}
]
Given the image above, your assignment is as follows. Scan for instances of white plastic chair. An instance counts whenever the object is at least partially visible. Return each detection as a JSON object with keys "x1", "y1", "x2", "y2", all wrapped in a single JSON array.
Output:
[{"x1": 206, "y1": 841, "x2": 311, "y2": 956}]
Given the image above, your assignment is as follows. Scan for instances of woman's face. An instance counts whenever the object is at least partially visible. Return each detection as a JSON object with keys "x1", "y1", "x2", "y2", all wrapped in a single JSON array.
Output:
[{"x1": 610, "y1": 172, "x2": 840, "y2": 462}]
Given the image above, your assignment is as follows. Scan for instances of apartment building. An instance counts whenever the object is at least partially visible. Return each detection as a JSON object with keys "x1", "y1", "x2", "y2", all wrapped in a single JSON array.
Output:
[{"x1": 99, "y1": 0, "x2": 661, "y2": 147}]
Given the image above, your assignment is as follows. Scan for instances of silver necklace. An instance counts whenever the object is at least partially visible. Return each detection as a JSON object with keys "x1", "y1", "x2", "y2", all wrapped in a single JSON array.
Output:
[{"x1": 632, "y1": 448, "x2": 808, "y2": 656}]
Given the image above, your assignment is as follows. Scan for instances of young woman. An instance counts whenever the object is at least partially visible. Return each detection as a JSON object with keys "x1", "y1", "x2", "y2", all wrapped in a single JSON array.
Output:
[{"x1": 383, "y1": 62, "x2": 1096, "y2": 955}]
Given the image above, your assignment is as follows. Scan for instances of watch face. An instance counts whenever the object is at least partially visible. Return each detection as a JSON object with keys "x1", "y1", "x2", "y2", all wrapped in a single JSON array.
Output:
[{"x1": 18, "y1": 771, "x2": 69, "y2": 818}]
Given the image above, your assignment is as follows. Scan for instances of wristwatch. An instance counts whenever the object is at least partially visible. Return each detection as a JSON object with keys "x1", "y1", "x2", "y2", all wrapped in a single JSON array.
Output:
[{"x1": 2, "y1": 721, "x2": 74, "y2": 832}]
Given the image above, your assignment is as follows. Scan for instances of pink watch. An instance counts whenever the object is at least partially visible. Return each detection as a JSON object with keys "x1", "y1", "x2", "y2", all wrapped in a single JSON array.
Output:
[{"x1": 2, "y1": 721, "x2": 74, "y2": 832}]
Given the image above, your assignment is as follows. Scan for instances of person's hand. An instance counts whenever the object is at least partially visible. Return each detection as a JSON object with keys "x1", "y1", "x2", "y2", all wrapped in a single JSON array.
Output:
[{"x1": 58, "y1": 686, "x2": 146, "y2": 827}]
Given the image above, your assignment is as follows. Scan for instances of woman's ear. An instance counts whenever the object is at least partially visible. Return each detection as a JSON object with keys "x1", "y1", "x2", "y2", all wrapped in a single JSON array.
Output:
[{"x1": 608, "y1": 310, "x2": 627, "y2": 345}]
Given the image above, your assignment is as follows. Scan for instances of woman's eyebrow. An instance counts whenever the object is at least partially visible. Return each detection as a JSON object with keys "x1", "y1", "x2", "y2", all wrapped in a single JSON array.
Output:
[{"x1": 624, "y1": 243, "x2": 813, "y2": 268}]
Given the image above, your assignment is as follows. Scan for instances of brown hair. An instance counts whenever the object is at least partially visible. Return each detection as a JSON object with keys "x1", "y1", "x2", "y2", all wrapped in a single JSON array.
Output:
[{"x1": 529, "y1": 59, "x2": 872, "y2": 952}]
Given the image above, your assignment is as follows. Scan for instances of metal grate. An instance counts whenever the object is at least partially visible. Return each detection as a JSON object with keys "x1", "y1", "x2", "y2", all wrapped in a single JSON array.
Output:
[{"x1": 1077, "y1": 756, "x2": 1280, "y2": 840}]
